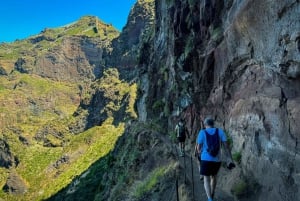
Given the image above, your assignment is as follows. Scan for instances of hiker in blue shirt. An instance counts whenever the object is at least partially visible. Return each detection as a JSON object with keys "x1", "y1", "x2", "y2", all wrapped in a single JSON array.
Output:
[{"x1": 196, "y1": 117, "x2": 235, "y2": 201}]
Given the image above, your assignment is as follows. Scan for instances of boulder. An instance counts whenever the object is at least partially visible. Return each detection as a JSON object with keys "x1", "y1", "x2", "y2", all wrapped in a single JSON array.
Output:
[{"x1": 2, "y1": 171, "x2": 27, "y2": 195}]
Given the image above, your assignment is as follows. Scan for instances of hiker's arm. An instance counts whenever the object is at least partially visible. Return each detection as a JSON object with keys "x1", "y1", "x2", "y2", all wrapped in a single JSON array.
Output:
[{"x1": 196, "y1": 143, "x2": 202, "y2": 156}]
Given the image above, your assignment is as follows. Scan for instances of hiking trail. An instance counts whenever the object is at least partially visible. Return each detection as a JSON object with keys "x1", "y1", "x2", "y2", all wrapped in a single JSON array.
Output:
[{"x1": 176, "y1": 145, "x2": 234, "y2": 201}]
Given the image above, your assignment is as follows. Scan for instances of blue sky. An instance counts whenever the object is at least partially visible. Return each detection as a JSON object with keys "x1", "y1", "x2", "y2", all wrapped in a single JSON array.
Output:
[{"x1": 0, "y1": 0, "x2": 137, "y2": 42}]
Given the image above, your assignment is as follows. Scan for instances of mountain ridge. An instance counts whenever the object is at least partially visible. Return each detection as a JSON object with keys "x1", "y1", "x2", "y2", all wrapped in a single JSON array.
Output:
[{"x1": 0, "y1": 15, "x2": 119, "y2": 81}]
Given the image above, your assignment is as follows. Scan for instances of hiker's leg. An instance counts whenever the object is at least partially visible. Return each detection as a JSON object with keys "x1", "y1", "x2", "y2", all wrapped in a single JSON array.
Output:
[
  {"x1": 203, "y1": 176, "x2": 212, "y2": 199},
  {"x1": 178, "y1": 142, "x2": 183, "y2": 156},
  {"x1": 211, "y1": 175, "x2": 217, "y2": 198}
]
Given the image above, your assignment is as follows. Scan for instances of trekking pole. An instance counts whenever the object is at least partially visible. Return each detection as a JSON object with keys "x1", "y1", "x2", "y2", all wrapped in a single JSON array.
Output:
[
  {"x1": 176, "y1": 178, "x2": 179, "y2": 201},
  {"x1": 191, "y1": 155, "x2": 195, "y2": 201},
  {"x1": 184, "y1": 153, "x2": 186, "y2": 184}
]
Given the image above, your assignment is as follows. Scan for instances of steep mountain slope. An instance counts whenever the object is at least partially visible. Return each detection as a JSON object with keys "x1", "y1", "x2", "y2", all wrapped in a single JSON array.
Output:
[{"x1": 0, "y1": 16, "x2": 134, "y2": 201}]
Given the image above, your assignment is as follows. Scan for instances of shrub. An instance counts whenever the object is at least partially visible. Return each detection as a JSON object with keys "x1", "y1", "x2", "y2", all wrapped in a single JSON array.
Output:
[
  {"x1": 231, "y1": 180, "x2": 248, "y2": 198},
  {"x1": 233, "y1": 151, "x2": 242, "y2": 164},
  {"x1": 133, "y1": 165, "x2": 172, "y2": 199}
]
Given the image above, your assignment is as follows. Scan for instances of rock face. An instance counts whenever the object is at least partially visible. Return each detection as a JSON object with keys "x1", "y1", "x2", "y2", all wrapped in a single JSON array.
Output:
[
  {"x1": 3, "y1": 171, "x2": 27, "y2": 195},
  {"x1": 0, "y1": 139, "x2": 18, "y2": 168},
  {"x1": 34, "y1": 36, "x2": 108, "y2": 81},
  {"x1": 0, "y1": 66, "x2": 7, "y2": 75},
  {"x1": 14, "y1": 35, "x2": 114, "y2": 82},
  {"x1": 108, "y1": 0, "x2": 155, "y2": 80},
  {"x1": 137, "y1": 0, "x2": 300, "y2": 200}
]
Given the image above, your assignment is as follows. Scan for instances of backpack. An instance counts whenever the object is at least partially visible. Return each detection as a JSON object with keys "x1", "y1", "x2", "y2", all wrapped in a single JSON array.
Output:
[
  {"x1": 205, "y1": 128, "x2": 220, "y2": 157},
  {"x1": 177, "y1": 123, "x2": 185, "y2": 138}
]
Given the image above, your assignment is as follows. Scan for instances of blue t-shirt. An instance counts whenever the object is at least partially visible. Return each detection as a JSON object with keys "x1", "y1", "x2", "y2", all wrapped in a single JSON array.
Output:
[{"x1": 197, "y1": 127, "x2": 227, "y2": 162}]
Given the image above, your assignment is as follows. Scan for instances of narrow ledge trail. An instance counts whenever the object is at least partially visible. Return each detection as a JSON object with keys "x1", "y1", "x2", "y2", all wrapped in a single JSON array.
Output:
[{"x1": 176, "y1": 146, "x2": 234, "y2": 201}]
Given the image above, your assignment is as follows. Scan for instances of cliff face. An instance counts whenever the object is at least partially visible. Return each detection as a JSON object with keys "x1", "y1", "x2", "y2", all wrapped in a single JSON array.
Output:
[
  {"x1": 138, "y1": 0, "x2": 300, "y2": 200},
  {"x1": 108, "y1": 0, "x2": 155, "y2": 80},
  {"x1": 33, "y1": 36, "x2": 109, "y2": 81}
]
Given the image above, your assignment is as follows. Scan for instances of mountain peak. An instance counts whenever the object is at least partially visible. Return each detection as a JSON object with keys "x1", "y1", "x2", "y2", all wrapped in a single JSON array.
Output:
[{"x1": 36, "y1": 15, "x2": 119, "y2": 41}]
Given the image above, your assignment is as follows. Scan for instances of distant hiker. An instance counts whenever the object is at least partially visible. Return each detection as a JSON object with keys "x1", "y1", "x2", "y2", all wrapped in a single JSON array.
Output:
[
  {"x1": 196, "y1": 117, "x2": 235, "y2": 201},
  {"x1": 175, "y1": 118, "x2": 189, "y2": 157}
]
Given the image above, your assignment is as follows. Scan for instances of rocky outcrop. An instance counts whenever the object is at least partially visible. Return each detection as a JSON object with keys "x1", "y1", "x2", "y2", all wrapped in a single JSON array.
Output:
[
  {"x1": 108, "y1": 0, "x2": 155, "y2": 80},
  {"x1": 2, "y1": 171, "x2": 27, "y2": 195},
  {"x1": 14, "y1": 58, "x2": 31, "y2": 74},
  {"x1": 34, "y1": 36, "x2": 110, "y2": 81},
  {"x1": 0, "y1": 139, "x2": 18, "y2": 168},
  {"x1": 0, "y1": 66, "x2": 7, "y2": 75},
  {"x1": 138, "y1": 0, "x2": 300, "y2": 200}
]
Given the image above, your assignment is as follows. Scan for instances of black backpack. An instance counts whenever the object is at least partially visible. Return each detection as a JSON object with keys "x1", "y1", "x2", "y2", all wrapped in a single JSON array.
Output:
[
  {"x1": 177, "y1": 123, "x2": 185, "y2": 138},
  {"x1": 205, "y1": 128, "x2": 220, "y2": 157}
]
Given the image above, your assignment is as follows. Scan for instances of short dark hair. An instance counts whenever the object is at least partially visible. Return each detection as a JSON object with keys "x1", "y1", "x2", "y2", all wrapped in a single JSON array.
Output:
[{"x1": 204, "y1": 117, "x2": 214, "y2": 126}]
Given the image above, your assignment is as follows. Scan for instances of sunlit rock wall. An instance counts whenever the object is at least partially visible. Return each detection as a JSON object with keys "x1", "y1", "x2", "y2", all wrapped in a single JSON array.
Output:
[{"x1": 139, "y1": 0, "x2": 300, "y2": 200}]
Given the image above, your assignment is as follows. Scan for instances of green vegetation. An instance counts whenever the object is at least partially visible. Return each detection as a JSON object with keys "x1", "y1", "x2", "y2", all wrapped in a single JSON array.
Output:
[
  {"x1": 62, "y1": 16, "x2": 119, "y2": 39},
  {"x1": 133, "y1": 164, "x2": 173, "y2": 199},
  {"x1": 224, "y1": 131, "x2": 233, "y2": 149},
  {"x1": 233, "y1": 151, "x2": 242, "y2": 164},
  {"x1": 184, "y1": 36, "x2": 194, "y2": 57},
  {"x1": 209, "y1": 26, "x2": 223, "y2": 44},
  {"x1": 0, "y1": 72, "x2": 79, "y2": 131},
  {"x1": 0, "y1": 117, "x2": 124, "y2": 201},
  {"x1": 0, "y1": 67, "x2": 138, "y2": 200},
  {"x1": 96, "y1": 68, "x2": 138, "y2": 119},
  {"x1": 232, "y1": 180, "x2": 248, "y2": 198},
  {"x1": 127, "y1": 83, "x2": 138, "y2": 118},
  {"x1": 152, "y1": 99, "x2": 164, "y2": 111}
]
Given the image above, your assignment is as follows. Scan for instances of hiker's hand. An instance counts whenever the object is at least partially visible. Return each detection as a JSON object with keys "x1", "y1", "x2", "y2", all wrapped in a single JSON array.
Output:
[{"x1": 226, "y1": 162, "x2": 236, "y2": 170}]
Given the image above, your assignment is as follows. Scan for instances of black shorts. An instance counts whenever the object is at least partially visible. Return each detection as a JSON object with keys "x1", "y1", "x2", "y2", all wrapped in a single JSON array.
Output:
[
  {"x1": 177, "y1": 136, "x2": 186, "y2": 143},
  {"x1": 200, "y1": 160, "x2": 221, "y2": 176}
]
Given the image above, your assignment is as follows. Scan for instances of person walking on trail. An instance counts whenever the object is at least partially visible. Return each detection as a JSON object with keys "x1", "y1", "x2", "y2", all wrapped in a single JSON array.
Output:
[
  {"x1": 196, "y1": 117, "x2": 235, "y2": 201},
  {"x1": 175, "y1": 118, "x2": 189, "y2": 157}
]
